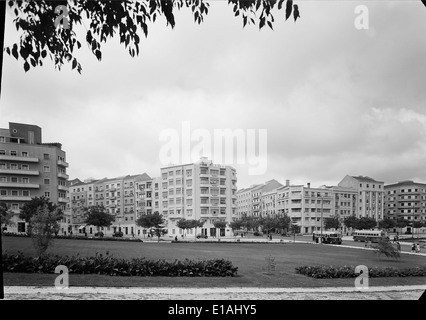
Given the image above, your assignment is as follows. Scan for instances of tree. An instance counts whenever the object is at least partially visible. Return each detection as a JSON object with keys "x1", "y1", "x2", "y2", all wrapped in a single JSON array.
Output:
[
  {"x1": 136, "y1": 211, "x2": 166, "y2": 242},
  {"x1": 355, "y1": 217, "x2": 377, "y2": 230},
  {"x1": 259, "y1": 216, "x2": 278, "y2": 234},
  {"x1": 3, "y1": 0, "x2": 301, "y2": 74},
  {"x1": 213, "y1": 221, "x2": 228, "y2": 239},
  {"x1": 324, "y1": 215, "x2": 340, "y2": 230},
  {"x1": 83, "y1": 205, "x2": 115, "y2": 236},
  {"x1": 19, "y1": 196, "x2": 62, "y2": 224},
  {"x1": 28, "y1": 204, "x2": 62, "y2": 256},
  {"x1": 176, "y1": 218, "x2": 191, "y2": 238},
  {"x1": 187, "y1": 219, "x2": 205, "y2": 240},
  {"x1": 343, "y1": 215, "x2": 358, "y2": 231},
  {"x1": 395, "y1": 217, "x2": 409, "y2": 234},
  {"x1": 372, "y1": 237, "x2": 400, "y2": 260},
  {"x1": 378, "y1": 218, "x2": 396, "y2": 231},
  {"x1": 229, "y1": 219, "x2": 243, "y2": 236},
  {"x1": 0, "y1": 202, "x2": 14, "y2": 230},
  {"x1": 276, "y1": 215, "x2": 291, "y2": 234}
]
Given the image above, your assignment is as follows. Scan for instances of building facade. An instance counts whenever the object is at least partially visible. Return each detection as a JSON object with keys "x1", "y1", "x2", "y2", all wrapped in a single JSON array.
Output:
[
  {"x1": 338, "y1": 175, "x2": 384, "y2": 221},
  {"x1": 277, "y1": 182, "x2": 333, "y2": 234},
  {"x1": 384, "y1": 180, "x2": 426, "y2": 232},
  {"x1": 68, "y1": 173, "x2": 151, "y2": 237},
  {"x1": 160, "y1": 157, "x2": 237, "y2": 237},
  {"x1": 0, "y1": 122, "x2": 69, "y2": 233}
]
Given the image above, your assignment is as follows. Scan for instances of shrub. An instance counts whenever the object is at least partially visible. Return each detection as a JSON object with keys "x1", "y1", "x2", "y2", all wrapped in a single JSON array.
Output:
[
  {"x1": 371, "y1": 238, "x2": 400, "y2": 260},
  {"x1": 295, "y1": 265, "x2": 426, "y2": 279},
  {"x1": 2, "y1": 252, "x2": 239, "y2": 277}
]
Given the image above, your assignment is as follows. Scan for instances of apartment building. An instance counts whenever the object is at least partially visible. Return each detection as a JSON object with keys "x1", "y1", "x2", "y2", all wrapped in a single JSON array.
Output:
[
  {"x1": 160, "y1": 157, "x2": 237, "y2": 237},
  {"x1": 277, "y1": 182, "x2": 333, "y2": 234},
  {"x1": 0, "y1": 122, "x2": 69, "y2": 233},
  {"x1": 68, "y1": 173, "x2": 151, "y2": 237},
  {"x1": 338, "y1": 175, "x2": 384, "y2": 221},
  {"x1": 384, "y1": 180, "x2": 426, "y2": 231},
  {"x1": 236, "y1": 179, "x2": 283, "y2": 218}
]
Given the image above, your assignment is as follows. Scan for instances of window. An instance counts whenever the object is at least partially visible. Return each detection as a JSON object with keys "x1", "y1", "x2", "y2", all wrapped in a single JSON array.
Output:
[
  {"x1": 10, "y1": 164, "x2": 18, "y2": 170},
  {"x1": 43, "y1": 166, "x2": 50, "y2": 172},
  {"x1": 44, "y1": 178, "x2": 50, "y2": 185},
  {"x1": 10, "y1": 151, "x2": 17, "y2": 156},
  {"x1": 45, "y1": 192, "x2": 50, "y2": 197},
  {"x1": 22, "y1": 177, "x2": 29, "y2": 183},
  {"x1": 22, "y1": 190, "x2": 30, "y2": 196},
  {"x1": 0, "y1": 190, "x2": 6, "y2": 196},
  {"x1": 0, "y1": 136, "x2": 5, "y2": 143},
  {"x1": 0, "y1": 150, "x2": 5, "y2": 155},
  {"x1": 43, "y1": 153, "x2": 50, "y2": 160},
  {"x1": 22, "y1": 164, "x2": 29, "y2": 170},
  {"x1": 11, "y1": 177, "x2": 18, "y2": 183}
]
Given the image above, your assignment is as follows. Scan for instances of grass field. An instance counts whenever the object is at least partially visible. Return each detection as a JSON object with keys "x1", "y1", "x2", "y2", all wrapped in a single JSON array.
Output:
[{"x1": 3, "y1": 236, "x2": 426, "y2": 288}]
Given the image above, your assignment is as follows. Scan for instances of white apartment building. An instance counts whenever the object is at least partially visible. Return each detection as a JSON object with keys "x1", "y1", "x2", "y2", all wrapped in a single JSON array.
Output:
[
  {"x1": 277, "y1": 182, "x2": 333, "y2": 234},
  {"x1": 160, "y1": 157, "x2": 237, "y2": 237}
]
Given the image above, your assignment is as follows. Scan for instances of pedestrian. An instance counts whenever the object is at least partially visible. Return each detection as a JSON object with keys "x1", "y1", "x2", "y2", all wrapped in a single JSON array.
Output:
[
  {"x1": 175, "y1": 235, "x2": 178, "y2": 241},
  {"x1": 411, "y1": 243, "x2": 416, "y2": 253},
  {"x1": 393, "y1": 236, "x2": 397, "y2": 243},
  {"x1": 396, "y1": 241, "x2": 401, "y2": 252},
  {"x1": 416, "y1": 243, "x2": 420, "y2": 253},
  {"x1": 270, "y1": 234, "x2": 273, "y2": 241}
]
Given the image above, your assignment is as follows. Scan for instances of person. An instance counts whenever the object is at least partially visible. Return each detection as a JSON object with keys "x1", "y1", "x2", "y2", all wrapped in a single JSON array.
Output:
[
  {"x1": 416, "y1": 243, "x2": 420, "y2": 253},
  {"x1": 393, "y1": 236, "x2": 397, "y2": 243},
  {"x1": 396, "y1": 241, "x2": 401, "y2": 252},
  {"x1": 270, "y1": 234, "x2": 273, "y2": 241},
  {"x1": 175, "y1": 235, "x2": 178, "y2": 241},
  {"x1": 412, "y1": 243, "x2": 416, "y2": 253}
]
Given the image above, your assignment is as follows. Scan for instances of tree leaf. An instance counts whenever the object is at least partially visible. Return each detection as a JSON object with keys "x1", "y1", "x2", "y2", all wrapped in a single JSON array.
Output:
[
  {"x1": 95, "y1": 50, "x2": 102, "y2": 61},
  {"x1": 285, "y1": 0, "x2": 293, "y2": 20},
  {"x1": 293, "y1": 4, "x2": 300, "y2": 21},
  {"x1": 72, "y1": 58, "x2": 77, "y2": 70},
  {"x1": 23, "y1": 61, "x2": 30, "y2": 72},
  {"x1": 12, "y1": 44, "x2": 18, "y2": 60},
  {"x1": 41, "y1": 50, "x2": 47, "y2": 58}
]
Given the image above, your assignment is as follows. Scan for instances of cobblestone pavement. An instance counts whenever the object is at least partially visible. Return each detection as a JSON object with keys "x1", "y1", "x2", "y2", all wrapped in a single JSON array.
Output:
[{"x1": 3, "y1": 285, "x2": 425, "y2": 300}]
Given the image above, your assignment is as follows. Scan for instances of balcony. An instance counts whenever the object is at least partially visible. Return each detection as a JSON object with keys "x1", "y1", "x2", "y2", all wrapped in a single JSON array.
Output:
[
  {"x1": 57, "y1": 159, "x2": 69, "y2": 167},
  {"x1": 57, "y1": 172, "x2": 69, "y2": 179},
  {"x1": 58, "y1": 185, "x2": 69, "y2": 191},
  {"x1": 0, "y1": 169, "x2": 39, "y2": 175},
  {"x1": 0, "y1": 182, "x2": 40, "y2": 188},
  {"x1": 0, "y1": 195, "x2": 32, "y2": 201},
  {"x1": 0, "y1": 155, "x2": 39, "y2": 162},
  {"x1": 58, "y1": 197, "x2": 68, "y2": 203}
]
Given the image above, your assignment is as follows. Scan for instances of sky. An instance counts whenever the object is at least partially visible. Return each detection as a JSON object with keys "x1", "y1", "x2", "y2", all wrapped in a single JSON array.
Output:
[{"x1": 1, "y1": 1, "x2": 426, "y2": 189}]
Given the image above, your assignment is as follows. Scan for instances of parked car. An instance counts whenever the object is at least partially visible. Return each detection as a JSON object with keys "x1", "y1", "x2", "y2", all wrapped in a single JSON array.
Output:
[{"x1": 196, "y1": 234, "x2": 208, "y2": 239}]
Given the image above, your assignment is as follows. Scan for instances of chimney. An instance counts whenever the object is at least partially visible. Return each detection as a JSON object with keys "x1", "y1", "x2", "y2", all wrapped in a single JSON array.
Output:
[
  {"x1": 285, "y1": 179, "x2": 290, "y2": 187},
  {"x1": 307, "y1": 182, "x2": 310, "y2": 189}
]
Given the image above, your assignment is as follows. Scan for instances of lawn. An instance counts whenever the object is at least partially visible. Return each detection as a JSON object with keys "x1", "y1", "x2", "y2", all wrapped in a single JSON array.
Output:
[{"x1": 2, "y1": 236, "x2": 426, "y2": 288}]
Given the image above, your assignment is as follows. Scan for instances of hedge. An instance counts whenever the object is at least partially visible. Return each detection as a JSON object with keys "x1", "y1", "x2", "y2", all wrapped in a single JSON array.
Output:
[
  {"x1": 2, "y1": 252, "x2": 238, "y2": 277},
  {"x1": 295, "y1": 265, "x2": 426, "y2": 279}
]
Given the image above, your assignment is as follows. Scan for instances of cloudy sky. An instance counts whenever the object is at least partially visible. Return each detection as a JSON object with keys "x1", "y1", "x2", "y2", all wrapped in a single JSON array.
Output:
[{"x1": 1, "y1": 1, "x2": 426, "y2": 189}]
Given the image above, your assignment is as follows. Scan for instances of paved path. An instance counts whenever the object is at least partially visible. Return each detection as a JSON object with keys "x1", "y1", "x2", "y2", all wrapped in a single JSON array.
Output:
[{"x1": 3, "y1": 285, "x2": 425, "y2": 300}]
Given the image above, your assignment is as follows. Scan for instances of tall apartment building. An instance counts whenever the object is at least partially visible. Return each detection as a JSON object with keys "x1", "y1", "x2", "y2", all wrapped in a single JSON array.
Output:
[
  {"x1": 0, "y1": 122, "x2": 69, "y2": 233},
  {"x1": 338, "y1": 175, "x2": 384, "y2": 221},
  {"x1": 68, "y1": 173, "x2": 151, "y2": 237},
  {"x1": 160, "y1": 157, "x2": 237, "y2": 237},
  {"x1": 384, "y1": 180, "x2": 426, "y2": 231}
]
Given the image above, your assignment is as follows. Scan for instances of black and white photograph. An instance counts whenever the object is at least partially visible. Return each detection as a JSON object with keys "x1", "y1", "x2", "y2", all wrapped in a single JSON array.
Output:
[{"x1": 0, "y1": 0, "x2": 425, "y2": 309}]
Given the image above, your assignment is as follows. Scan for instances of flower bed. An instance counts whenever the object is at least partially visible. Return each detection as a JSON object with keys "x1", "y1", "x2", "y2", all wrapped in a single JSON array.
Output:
[
  {"x1": 2, "y1": 252, "x2": 238, "y2": 277},
  {"x1": 295, "y1": 265, "x2": 426, "y2": 279}
]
